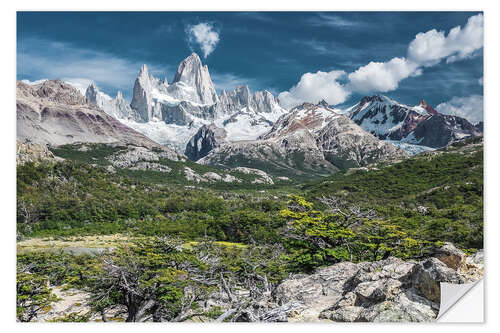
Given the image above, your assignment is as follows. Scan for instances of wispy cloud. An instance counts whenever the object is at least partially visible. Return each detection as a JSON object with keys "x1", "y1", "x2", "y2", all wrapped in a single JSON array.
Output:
[
  {"x1": 306, "y1": 13, "x2": 368, "y2": 29},
  {"x1": 233, "y1": 12, "x2": 274, "y2": 22},
  {"x1": 155, "y1": 23, "x2": 176, "y2": 36},
  {"x1": 210, "y1": 72, "x2": 261, "y2": 93},
  {"x1": 17, "y1": 38, "x2": 170, "y2": 98}
]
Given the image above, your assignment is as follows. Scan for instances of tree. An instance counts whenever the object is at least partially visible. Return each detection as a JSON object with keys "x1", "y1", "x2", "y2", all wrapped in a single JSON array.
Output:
[
  {"x1": 17, "y1": 268, "x2": 58, "y2": 322},
  {"x1": 280, "y1": 195, "x2": 355, "y2": 268},
  {"x1": 354, "y1": 220, "x2": 421, "y2": 261},
  {"x1": 88, "y1": 237, "x2": 208, "y2": 322}
]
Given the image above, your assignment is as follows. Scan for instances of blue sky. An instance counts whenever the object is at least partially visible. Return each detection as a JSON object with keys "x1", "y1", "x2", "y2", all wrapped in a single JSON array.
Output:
[{"x1": 17, "y1": 11, "x2": 483, "y2": 120}]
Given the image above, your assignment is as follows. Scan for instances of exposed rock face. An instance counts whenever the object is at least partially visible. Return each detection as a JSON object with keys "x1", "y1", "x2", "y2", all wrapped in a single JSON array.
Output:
[
  {"x1": 272, "y1": 248, "x2": 482, "y2": 322},
  {"x1": 130, "y1": 64, "x2": 158, "y2": 122},
  {"x1": 433, "y1": 242, "x2": 467, "y2": 271},
  {"x1": 233, "y1": 167, "x2": 274, "y2": 185},
  {"x1": 410, "y1": 113, "x2": 481, "y2": 148},
  {"x1": 16, "y1": 80, "x2": 175, "y2": 155},
  {"x1": 316, "y1": 115, "x2": 406, "y2": 169},
  {"x1": 349, "y1": 95, "x2": 482, "y2": 148},
  {"x1": 85, "y1": 83, "x2": 138, "y2": 121},
  {"x1": 16, "y1": 141, "x2": 58, "y2": 165},
  {"x1": 185, "y1": 124, "x2": 227, "y2": 161},
  {"x1": 107, "y1": 145, "x2": 179, "y2": 171},
  {"x1": 183, "y1": 167, "x2": 243, "y2": 184},
  {"x1": 200, "y1": 101, "x2": 406, "y2": 176},
  {"x1": 172, "y1": 53, "x2": 219, "y2": 105},
  {"x1": 218, "y1": 85, "x2": 283, "y2": 117},
  {"x1": 475, "y1": 121, "x2": 484, "y2": 132}
]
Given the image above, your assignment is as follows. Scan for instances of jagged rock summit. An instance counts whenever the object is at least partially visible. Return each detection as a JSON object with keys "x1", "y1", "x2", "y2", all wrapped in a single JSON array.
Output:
[
  {"x1": 348, "y1": 94, "x2": 482, "y2": 148},
  {"x1": 85, "y1": 82, "x2": 138, "y2": 121},
  {"x1": 89, "y1": 53, "x2": 287, "y2": 152},
  {"x1": 172, "y1": 52, "x2": 219, "y2": 105}
]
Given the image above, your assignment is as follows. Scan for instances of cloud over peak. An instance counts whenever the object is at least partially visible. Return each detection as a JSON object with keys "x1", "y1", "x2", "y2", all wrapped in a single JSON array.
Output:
[
  {"x1": 278, "y1": 70, "x2": 349, "y2": 109},
  {"x1": 436, "y1": 95, "x2": 483, "y2": 124},
  {"x1": 347, "y1": 57, "x2": 420, "y2": 94},
  {"x1": 279, "y1": 13, "x2": 483, "y2": 109},
  {"x1": 186, "y1": 23, "x2": 220, "y2": 58}
]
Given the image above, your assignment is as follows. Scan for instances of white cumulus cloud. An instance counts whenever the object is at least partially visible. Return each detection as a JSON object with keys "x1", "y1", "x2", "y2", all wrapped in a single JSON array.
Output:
[
  {"x1": 187, "y1": 23, "x2": 220, "y2": 58},
  {"x1": 278, "y1": 14, "x2": 483, "y2": 108},
  {"x1": 347, "y1": 57, "x2": 420, "y2": 93},
  {"x1": 435, "y1": 95, "x2": 483, "y2": 124},
  {"x1": 408, "y1": 14, "x2": 483, "y2": 66},
  {"x1": 278, "y1": 70, "x2": 350, "y2": 109}
]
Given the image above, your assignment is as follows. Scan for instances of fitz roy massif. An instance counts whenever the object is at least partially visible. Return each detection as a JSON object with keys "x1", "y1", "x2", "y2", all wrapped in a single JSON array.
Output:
[
  {"x1": 16, "y1": 11, "x2": 483, "y2": 324},
  {"x1": 18, "y1": 52, "x2": 480, "y2": 177}
]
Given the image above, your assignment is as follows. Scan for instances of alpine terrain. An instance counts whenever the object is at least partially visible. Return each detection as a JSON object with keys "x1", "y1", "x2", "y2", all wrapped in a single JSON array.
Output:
[
  {"x1": 87, "y1": 53, "x2": 288, "y2": 152},
  {"x1": 348, "y1": 95, "x2": 482, "y2": 149}
]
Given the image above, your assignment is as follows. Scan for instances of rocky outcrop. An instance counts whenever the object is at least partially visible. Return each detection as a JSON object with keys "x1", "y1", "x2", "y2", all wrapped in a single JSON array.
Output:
[
  {"x1": 433, "y1": 242, "x2": 467, "y2": 271},
  {"x1": 183, "y1": 166, "x2": 207, "y2": 183},
  {"x1": 272, "y1": 246, "x2": 483, "y2": 322},
  {"x1": 185, "y1": 124, "x2": 228, "y2": 161},
  {"x1": 107, "y1": 145, "x2": 179, "y2": 171},
  {"x1": 16, "y1": 141, "x2": 59, "y2": 165},
  {"x1": 16, "y1": 80, "x2": 176, "y2": 156},
  {"x1": 233, "y1": 167, "x2": 274, "y2": 185}
]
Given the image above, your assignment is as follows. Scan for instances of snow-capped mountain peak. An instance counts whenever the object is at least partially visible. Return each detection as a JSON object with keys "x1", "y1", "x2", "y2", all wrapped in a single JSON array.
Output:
[
  {"x1": 90, "y1": 53, "x2": 288, "y2": 152},
  {"x1": 170, "y1": 52, "x2": 218, "y2": 105},
  {"x1": 85, "y1": 83, "x2": 138, "y2": 121},
  {"x1": 349, "y1": 95, "x2": 481, "y2": 148}
]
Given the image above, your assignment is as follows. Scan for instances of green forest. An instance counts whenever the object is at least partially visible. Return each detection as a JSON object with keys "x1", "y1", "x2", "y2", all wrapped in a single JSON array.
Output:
[{"x1": 16, "y1": 138, "x2": 483, "y2": 322}]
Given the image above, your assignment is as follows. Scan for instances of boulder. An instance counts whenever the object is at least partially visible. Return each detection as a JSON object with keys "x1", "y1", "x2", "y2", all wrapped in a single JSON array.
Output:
[
  {"x1": 434, "y1": 242, "x2": 467, "y2": 271},
  {"x1": 273, "y1": 249, "x2": 481, "y2": 323},
  {"x1": 411, "y1": 258, "x2": 466, "y2": 302}
]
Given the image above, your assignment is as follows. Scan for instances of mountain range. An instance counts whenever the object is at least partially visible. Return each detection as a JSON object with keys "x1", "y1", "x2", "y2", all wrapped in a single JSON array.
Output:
[{"x1": 16, "y1": 52, "x2": 483, "y2": 178}]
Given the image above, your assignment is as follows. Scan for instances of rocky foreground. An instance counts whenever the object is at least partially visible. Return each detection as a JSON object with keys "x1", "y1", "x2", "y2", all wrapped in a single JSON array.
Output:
[
  {"x1": 274, "y1": 244, "x2": 483, "y2": 322},
  {"x1": 37, "y1": 243, "x2": 482, "y2": 322}
]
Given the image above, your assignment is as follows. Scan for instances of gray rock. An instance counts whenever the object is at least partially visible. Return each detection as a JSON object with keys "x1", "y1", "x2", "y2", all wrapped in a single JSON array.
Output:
[
  {"x1": 16, "y1": 141, "x2": 56, "y2": 165},
  {"x1": 107, "y1": 145, "x2": 179, "y2": 170},
  {"x1": 185, "y1": 124, "x2": 227, "y2": 161},
  {"x1": 183, "y1": 167, "x2": 207, "y2": 183},
  {"x1": 411, "y1": 258, "x2": 466, "y2": 303},
  {"x1": 272, "y1": 250, "x2": 482, "y2": 323}
]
